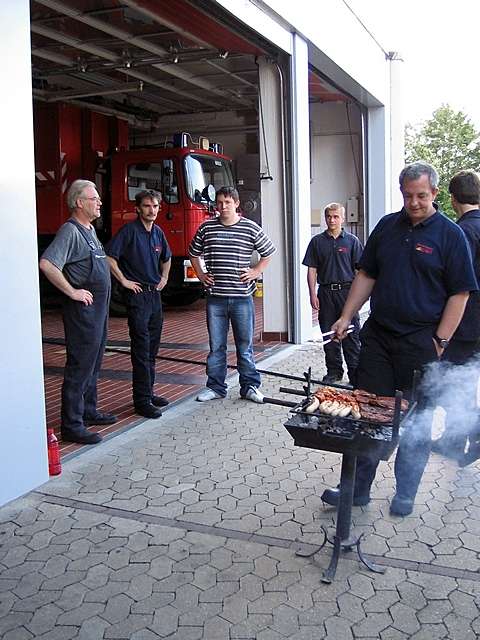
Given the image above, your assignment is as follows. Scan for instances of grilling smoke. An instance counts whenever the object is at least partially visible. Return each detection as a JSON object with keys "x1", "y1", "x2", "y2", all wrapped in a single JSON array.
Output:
[{"x1": 406, "y1": 356, "x2": 480, "y2": 447}]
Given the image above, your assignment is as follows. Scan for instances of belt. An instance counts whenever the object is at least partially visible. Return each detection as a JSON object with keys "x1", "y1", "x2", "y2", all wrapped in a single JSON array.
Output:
[
  {"x1": 140, "y1": 284, "x2": 158, "y2": 292},
  {"x1": 320, "y1": 282, "x2": 352, "y2": 291}
]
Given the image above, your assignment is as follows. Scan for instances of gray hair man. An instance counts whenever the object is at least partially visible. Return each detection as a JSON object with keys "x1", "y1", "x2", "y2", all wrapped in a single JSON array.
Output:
[{"x1": 39, "y1": 179, "x2": 117, "y2": 445}]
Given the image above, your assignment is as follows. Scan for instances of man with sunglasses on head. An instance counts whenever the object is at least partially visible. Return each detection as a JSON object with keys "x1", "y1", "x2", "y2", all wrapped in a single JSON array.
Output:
[
  {"x1": 107, "y1": 189, "x2": 171, "y2": 419},
  {"x1": 40, "y1": 179, "x2": 116, "y2": 445}
]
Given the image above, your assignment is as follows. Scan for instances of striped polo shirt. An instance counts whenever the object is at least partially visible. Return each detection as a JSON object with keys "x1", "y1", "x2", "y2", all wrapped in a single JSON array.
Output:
[{"x1": 189, "y1": 216, "x2": 276, "y2": 297}]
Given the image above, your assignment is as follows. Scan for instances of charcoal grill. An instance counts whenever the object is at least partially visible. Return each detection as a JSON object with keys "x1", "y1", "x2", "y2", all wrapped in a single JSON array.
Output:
[{"x1": 264, "y1": 368, "x2": 418, "y2": 583}]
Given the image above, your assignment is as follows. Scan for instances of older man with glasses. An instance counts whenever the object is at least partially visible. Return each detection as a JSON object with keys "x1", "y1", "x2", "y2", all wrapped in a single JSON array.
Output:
[{"x1": 40, "y1": 179, "x2": 117, "y2": 445}]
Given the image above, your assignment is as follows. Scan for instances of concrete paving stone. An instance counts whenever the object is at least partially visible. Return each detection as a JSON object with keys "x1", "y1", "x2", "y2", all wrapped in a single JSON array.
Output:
[
  {"x1": 379, "y1": 629, "x2": 410, "y2": 640},
  {"x1": 101, "y1": 593, "x2": 134, "y2": 623},
  {"x1": 323, "y1": 616, "x2": 353, "y2": 640},
  {"x1": 2, "y1": 627, "x2": 35, "y2": 640},
  {"x1": 129, "y1": 629, "x2": 161, "y2": 640},
  {"x1": 106, "y1": 547, "x2": 132, "y2": 571},
  {"x1": 289, "y1": 627, "x2": 327, "y2": 640},
  {"x1": 0, "y1": 612, "x2": 34, "y2": 637},
  {"x1": 40, "y1": 570, "x2": 87, "y2": 591},
  {"x1": 396, "y1": 581, "x2": 427, "y2": 610},
  {"x1": 50, "y1": 529, "x2": 90, "y2": 547},
  {"x1": 255, "y1": 629, "x2": 286, "y2": 640},
  {"x1": 125, "y1": 533, "x2": 151, "y2": 553},
  {"x1": 153, "y1": 572, "x2": 193, "y2": 593},
  {"x1": 84, "y1": 580, "x2": 128, "y2": 603},
  {"x1": 407, "y1": 573, "x2": 457, "y2": 599},
  {"x1": 417, "y1": 600, "x2": 453, "y2": 624},
  {"x1": 27, "y1": 544, "x2": 70, "y2": 563},
  {"x1": 254, "y1": 557, "x2": 279, "y2": 580},
  {"x1": 172, "y1": 583, "x2": 201, "y2": 613},
  {"x1": 202, "y1": 614, "x2": 232, "y2": 639},
  {"x1": 230, "y1": 613, "x2": 273, "y2": 638},
  {"x1": 363, "y1": 589, "x2": 400, "y2": 614},
  {"x1": 93, "y1": 537, "x2": 128, "y2": 554},
  {"x1": 33, "y1": 625, "x2": 78, "y2": 639},
  {"x1": 24, "y1": 603, "x2": 63, "y2": 636},
  {"x1": 57, "y1": 601, "x2": 105, "y2": 626},
  {"x1": 407, "y1": 623, "x2": 449, "y2": 639},
  {"x1": 352, "y1": 612, "x2": 392, "y2": 637},
  {"x1": 12, "y1": 570, "x2": 45, "y2": 597},
  {"x1": 414, "y1": 525, "x2": 441, "y2": 546},
  {"x1": 263, "y1": 571, "x2": 299, "y2": 592},
  {"x1": 69, "y1": 553, "x2": 110, "y2": 571},
  {"x1": 0, "y1": 579, "x2": 19, "y2": 594},
  {"x1": 443, "y1": 612, "x2": 478, "y2": 640},
  {"x1": 239, "y1": 574, "x2": 264, "y2": 602},
  {"x1": 148, "y1": 556, "x2": 173, "y2": 581},
  {"x1": 150, "y1": 604, "x2": 179, "y2": 637},
  {"x1": 164, "y1": 627, "x2": 203, "y2": 640},
  {"x1": 54, "y1": 582, "x2": 88, "y2": 612},
  {"x1": 177, "y1": 508, "x2": 223, "y2": 526},
  {"x1": 81, "y1": 563, "x2": 112, "y2": 590},
  {"x1": 191, "y1": 566, "x2": 217, "y2": 592},
  {"x1": 175, "y1": 554, "x2": 212, "y2": 573},
  {"x1": 462, "y1": 517, "x2": 480, "y2": 535},
  {"x1": 126, "y1": 574, "x2": 156, "y2": 602},
  {"x1": 208, "y1": 548, "x2": 234, "y2": 571},
  {"x1": 165, "y1": 539, "x2": 190, "y2": 562},
  {"x1": 199, "y1": 580, "x2": 239, "y2": 603},
  {"x1": 103, "y1": 614, "x2": 154, "y2": 639},
  {"x1": 431, "y1": 538, "x2": 463, "y2": 555},
  {"x1": 217, "y1": 562, "x2": 254, "y2": 582},
  {"x1": 389, "y1": 601, "x2": 421, "y2": 635},
  {"x1": 131, "y1": 592, "x2": 175, "y2": 614},
  {"x1": 420, "y1": 512, "x2": 445, "y2": 530},
  {"x1": 459, "y1": 531, "x2": 480, "y2": 552},
  {"x1": 12, "y1": 590, "x2": 61, "y2": 614},
  {"x1": 76, "y1": 614, "x2": 111, "y2": 639},
  {"x1": 177, "y1": 602, "x2": 222, "y2": 626},
  {"x1": 386, "y1": 541, "x2": 435, "y2": 563},
  {"x1": 431, "y1": 547, "x2": 480, "y2": 571},
  {"x1": 347, "y1": 573, "x2": 375, "y2": 600},
  {"x1": 2, "y1": 546, "x2": 32, "y2": 568},
  {"x1": 110, "y1": 563, "x2": 151, "y2": 582},
  {"x1": 448, "y1": 590, "x2": 479, "y2": 620},
  {"x1": 39, "y1": 554, "x2": 70, "y2": 579},
  {"x1": 247, "y1": 591, "x2": 287, "y2": 614},
  {"x1": 298, "y1": 602, "x2": 338, "y2": 627},
  {"x1": 336, "y1": 592, "x2": 366, "y2": 623}
]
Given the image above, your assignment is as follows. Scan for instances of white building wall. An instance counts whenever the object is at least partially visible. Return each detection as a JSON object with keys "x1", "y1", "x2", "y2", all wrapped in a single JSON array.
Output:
[{"x1": 0, "y1": 0, "x2": 49, "y2": 505}]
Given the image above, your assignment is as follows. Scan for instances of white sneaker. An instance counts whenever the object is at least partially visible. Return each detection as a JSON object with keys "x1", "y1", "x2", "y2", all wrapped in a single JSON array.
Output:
[
  {"x1": 244, "y1": 386, "x2": 264, "y2": 403},
  {"x1": 196, "y1": 388, "x2": 223, "y2": 402}
]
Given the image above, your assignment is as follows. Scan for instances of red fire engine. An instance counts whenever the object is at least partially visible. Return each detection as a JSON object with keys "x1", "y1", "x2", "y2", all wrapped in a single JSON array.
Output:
[{"x1": 34, "y1": 102, "x2": 234, "y2": 307}]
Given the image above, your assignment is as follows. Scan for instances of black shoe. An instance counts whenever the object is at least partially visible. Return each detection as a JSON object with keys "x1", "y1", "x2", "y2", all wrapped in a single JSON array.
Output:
[
  {"x1": 84, "y1": 412, "x2": 118, "y2": 426},
  {"x1": 389, "y1": 494, "x2": 414, "y2": 516},
  {"x1": 322, "y1": 374, "x2": 343, "y2": 384},
  {"x1": 135, "y1": 403, "x2": 162, "y2": 419},
  {"x1": 152, "y1": 395, "x2": 169, "y2": 408},
  {"x1": 321, "y1": 487, "x2": 370, "y2": 507},
  {"x1": 61, "y1": 429, "x2": 103, "y2": 445}
]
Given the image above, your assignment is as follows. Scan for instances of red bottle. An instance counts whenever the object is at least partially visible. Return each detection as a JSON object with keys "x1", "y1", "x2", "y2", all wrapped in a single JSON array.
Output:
[{"x1": 47, "y1": 428, "x2": 62, "y2": 476}]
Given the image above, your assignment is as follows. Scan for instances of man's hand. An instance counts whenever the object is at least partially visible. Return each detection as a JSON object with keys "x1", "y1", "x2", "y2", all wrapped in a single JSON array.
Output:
[
  {"x1": 198, "y1": 272, "x2": 215, "y2": 287},
  {"x1": 240, "y1": 267, "x2": 260, "y2": 283},
  {"x1": 70, "y1": 289, "x2": 93, "y2": 305},
  {"x1": 433, "y1": 339, "x2": 445, "y2": 359},
  {"x1": 122, "y1": 278, "x2": 143, "y2": 294},
  {"x1": 156, "y1": 276, "x2": 168, "y2": 291},
  {"x1": 309, "y1": 292, "x2": 319, "y2": 311},
  {"x1": 332, "y1": 317, "x2": 352, "y2": 341}
]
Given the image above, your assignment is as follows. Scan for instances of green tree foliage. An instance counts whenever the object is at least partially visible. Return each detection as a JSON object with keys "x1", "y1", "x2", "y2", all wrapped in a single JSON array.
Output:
[{"x1": 405, "y1": 105, "x2": 480, "y2": 218}]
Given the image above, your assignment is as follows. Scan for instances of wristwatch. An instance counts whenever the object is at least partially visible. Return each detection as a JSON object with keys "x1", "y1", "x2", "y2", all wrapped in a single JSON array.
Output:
[{"x1": 433, "y1": 334, "x2": 450, "y2": 349}]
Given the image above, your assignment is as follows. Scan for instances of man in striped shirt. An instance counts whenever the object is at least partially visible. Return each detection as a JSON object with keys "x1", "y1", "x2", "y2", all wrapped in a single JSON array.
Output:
[{"x1": 189, "y1": 186, "x2": 276, "y2": 402}]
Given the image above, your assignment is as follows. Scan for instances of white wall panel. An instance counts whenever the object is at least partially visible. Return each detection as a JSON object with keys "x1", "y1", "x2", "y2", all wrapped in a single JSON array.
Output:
[{"x1": 0, "y1": 0, "x2": 48, "y2": 506}]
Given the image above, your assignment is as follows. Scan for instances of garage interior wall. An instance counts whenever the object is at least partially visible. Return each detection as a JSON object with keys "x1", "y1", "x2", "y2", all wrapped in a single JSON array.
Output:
[
  {"x1": 309, "y1": 101, "x2": 364, "y2": 242},
  {"x1": 0, "y1": 0, "x2": 49, "y2": 505}
]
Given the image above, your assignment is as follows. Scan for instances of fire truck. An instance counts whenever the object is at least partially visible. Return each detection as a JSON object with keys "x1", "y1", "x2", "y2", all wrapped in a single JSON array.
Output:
[{"x1": 34, "y1": 102, "x2": 235, "y2": 307}]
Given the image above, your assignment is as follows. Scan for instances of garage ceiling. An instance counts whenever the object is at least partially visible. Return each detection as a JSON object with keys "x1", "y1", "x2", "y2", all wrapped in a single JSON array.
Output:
[{"x1": 31, "y1": 0, "x2": 347, "y2": 132}]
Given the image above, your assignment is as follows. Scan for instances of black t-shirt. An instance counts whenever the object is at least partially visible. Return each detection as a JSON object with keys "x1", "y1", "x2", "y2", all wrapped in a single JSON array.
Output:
[
  {"x1": 302, "y1": 229, "x2": 363, "y2": 284},
  {"x1": 107, "y1": 219, "x2": 171, "y2": 285},
  {"x1": 453, "y1": 209, "x2": 480, "y2": 341},
  {"x1": 359, "y1": 207, "x2": 478, "y2": 335}
]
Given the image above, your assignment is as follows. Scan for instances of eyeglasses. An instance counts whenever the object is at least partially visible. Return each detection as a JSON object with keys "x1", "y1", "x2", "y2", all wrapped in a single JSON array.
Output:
[{"x1": 82, "y1": 196, "x2": 102, "y2": 203}]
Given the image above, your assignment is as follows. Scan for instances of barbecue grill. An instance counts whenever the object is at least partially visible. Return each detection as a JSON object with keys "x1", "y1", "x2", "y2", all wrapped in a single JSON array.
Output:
[{"x1": 264, "y1": 367, "x2": 418, "y2": 583}]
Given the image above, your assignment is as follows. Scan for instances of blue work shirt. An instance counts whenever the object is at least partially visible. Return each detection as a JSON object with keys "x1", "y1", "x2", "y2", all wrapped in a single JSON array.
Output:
[
  {"x1": 453, "y1": 208, "x2": 480, "y2": 341},
  {"x1": 107, "y1": 219, "x2": 171, "y2": 285},
  {"x1": 359, "y1": 207, "x2": 478, "y2": 336},
  {"x1": 302, "y1": 229, "x2": 363, "y2": 285}
]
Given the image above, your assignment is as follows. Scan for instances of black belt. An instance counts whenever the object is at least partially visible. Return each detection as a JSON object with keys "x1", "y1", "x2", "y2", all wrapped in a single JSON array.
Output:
[
  {"x1": 140, "y1": 284, "x2": 158, "y2": 292},
  {"x1": 320, "y1": 282, "x2": 352, "y2": 291}
]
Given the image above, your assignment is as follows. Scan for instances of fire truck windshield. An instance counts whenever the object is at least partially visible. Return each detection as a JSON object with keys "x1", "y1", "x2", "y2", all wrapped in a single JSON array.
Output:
[{"x1": 184, "y1": 153, "x2": 234, "y2": 203}]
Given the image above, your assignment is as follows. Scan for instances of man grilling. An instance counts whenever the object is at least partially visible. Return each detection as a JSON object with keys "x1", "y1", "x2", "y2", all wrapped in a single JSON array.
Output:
[
  {"x1": 322, "y1": 161, "x2": 478, "y2": 516},
  {"x1": 302, "y1": 202, "x2": 363, "y2": 385}
]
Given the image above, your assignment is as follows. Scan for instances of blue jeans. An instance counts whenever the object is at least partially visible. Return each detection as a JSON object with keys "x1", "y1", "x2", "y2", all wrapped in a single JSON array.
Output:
[{"x1": 206, "y1": 296, "x2": 261, "y2": 397}]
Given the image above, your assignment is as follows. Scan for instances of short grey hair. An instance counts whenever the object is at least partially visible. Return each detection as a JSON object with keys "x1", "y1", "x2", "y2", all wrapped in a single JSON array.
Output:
[
  {"x1": 399, "y1": 162, "x2": 439, "y2": 190},
  {"x1": 67, "y1": 179, "x2": 97, "y2": 212}
]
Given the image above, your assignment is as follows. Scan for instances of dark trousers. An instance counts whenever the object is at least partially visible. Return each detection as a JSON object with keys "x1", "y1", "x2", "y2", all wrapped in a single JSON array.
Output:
[
  {"x1": 441, "y1": 339, "x2": 480, "y2": 448},
  {"x1": 61, "y1": 296, "x2": 108, "y2": 435},
  {"x1": 126, "y1": 290, "x2": 163, "y2": 407},
  {"x1": 317, "y1": 286, "x2": 360, "y2": 383},
  {"x1": 354, "y1": 319, "x2": 438, "y2": 500}
]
